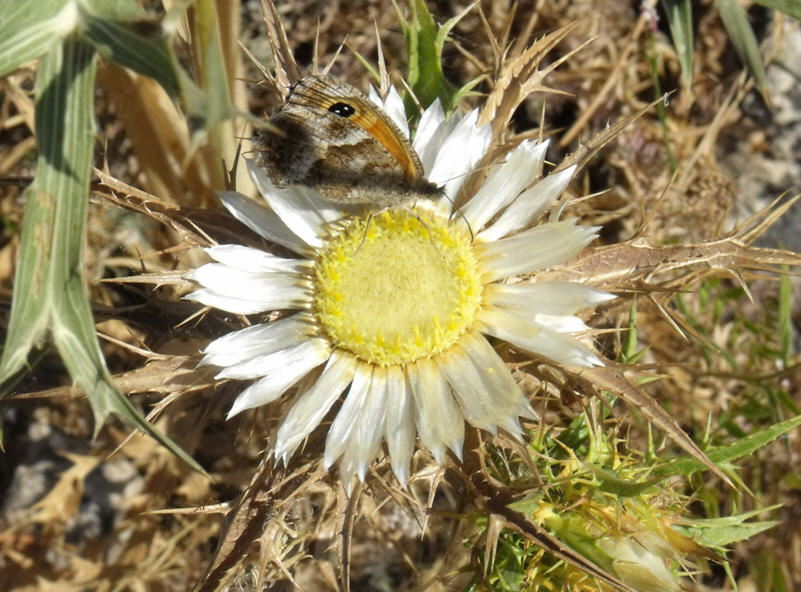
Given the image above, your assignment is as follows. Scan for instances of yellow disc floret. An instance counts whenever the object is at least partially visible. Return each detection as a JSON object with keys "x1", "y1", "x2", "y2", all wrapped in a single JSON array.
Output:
[{"x1": 313, "y1": 207, "x2": 482, "y2": 366}]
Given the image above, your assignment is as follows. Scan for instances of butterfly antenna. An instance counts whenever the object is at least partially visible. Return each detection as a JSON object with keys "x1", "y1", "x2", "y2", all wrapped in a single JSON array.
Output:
[
  {"x1": 430, "y1": 163, "x2": 503, "y2": 241},
  {"x1": 399, "y1": 206, "x2": 448, "y2": 259},
  {"x1": 437, "y1": 191, "x2": 474, "y2": 241},
  {"x1": 354, "y1": 211, "x2": 375, "y2": 255},
  {"x1": 454, "y1": 205, "x2": 474, "y2": 241}
]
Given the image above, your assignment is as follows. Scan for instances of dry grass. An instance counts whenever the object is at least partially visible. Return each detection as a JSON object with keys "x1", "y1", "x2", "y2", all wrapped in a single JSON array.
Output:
[{"x1": 1, "y1": 1, "x2": 800, "y2": 591}]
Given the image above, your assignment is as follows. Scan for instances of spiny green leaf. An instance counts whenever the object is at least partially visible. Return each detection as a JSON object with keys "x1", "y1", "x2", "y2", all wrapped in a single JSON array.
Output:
[
  {"x1": 652, "y1": 414, "x2": 801, "y2": 478},
  {"x1": 588, "y1": 464, "x2": 664, "y2": 497},
  {"x1": 673, "y1": 505, "x2": 781, "y2": 548},
  {"x1": 397, "y1": 0, "x2": 470, "y2": 114}
]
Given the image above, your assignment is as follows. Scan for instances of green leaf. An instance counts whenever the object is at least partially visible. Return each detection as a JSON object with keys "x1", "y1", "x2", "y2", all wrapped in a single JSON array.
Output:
[
  {"x1": 397, "y1": 0, "x2": 473, "y2": 114},
  {"x1": 588, "y1": 464, "x2": 664, "y2": 497},
  {"x1": 715, "y1": 0, "x2": 769, "y2": 100},
  {"x1": 673, "y1": 505, "x2": 781, "y2": 549},
  {"x1": 0, "y1": 0, "x2": 185, "y2": 98},
  {"x1": 78, "y1": 0, "x2": 150, "y2": 21},
  {"x1": 652, "y1": 414, "x2": 801, "y2": 478},
  {"x1": 661, "y1": 0, "x2": 694, "y2": 89},
  {"x1": 81, "y1": 7, "x2": 181, "y2": 96},
  {"x1": 621, "y1": 298, "x2": 643, "y2": 364},
  {"x1": 185, "y1": 20, "x2": 238, "y2": 154},
  {"x1": 780, "y1": 269, "x2": 792, "y2": 366},
  {"x1": 0, "y1": 0, "x2": 73, "y2": 77},
  {"x1": 752, "y1": 0, "x2": 801, "y2": 21},
  {"x1": 80, "y1": 0, "x2": 234, "y2": 144},
  {"x1": 0, "y1": 39, "x2": 204, "y2": 474},
  {"x1": 449, "y1": 75, "x2": 484, "y2": 110}
]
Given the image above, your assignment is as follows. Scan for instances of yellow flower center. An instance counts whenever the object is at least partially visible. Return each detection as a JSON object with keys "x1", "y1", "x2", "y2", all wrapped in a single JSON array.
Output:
[{"x1": 313, "y1": 207, "x2": 482, "y2": 366}]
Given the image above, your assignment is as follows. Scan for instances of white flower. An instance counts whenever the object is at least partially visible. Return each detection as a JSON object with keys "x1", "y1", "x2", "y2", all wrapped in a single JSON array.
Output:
[{"x1": 186, "y1": 86, "x2": 613, "y2": 488}]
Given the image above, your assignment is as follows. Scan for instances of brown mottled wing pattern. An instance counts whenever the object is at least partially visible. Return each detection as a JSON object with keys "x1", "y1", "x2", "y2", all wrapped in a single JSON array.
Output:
[{"x1": 254, "y1": 75, "x2": 441, "y2": 205}]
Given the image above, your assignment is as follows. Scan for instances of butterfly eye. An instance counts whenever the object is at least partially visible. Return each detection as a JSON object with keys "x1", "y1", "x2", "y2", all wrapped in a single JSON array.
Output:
[{"x1": 328, "y1": 102, "x2": 356, "y2": 118}]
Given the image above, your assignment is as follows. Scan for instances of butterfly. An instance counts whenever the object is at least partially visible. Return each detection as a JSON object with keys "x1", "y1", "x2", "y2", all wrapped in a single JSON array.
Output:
[{"x1": 253, "y1": 75, "x2": 441, "y2": 206}]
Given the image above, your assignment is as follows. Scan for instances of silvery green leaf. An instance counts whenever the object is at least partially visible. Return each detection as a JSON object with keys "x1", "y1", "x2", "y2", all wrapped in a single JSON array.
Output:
[
  {"x1": 0, "y1": 0, "x2": 76, "y2": 76},
  {"x1": 0, "y1": 38, "x2": 204, "y2": 474}
]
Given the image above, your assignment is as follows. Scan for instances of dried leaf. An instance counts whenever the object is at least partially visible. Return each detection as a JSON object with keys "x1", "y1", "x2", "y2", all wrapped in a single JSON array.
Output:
[{"x1": 478, "y1": 22, "x2": 580, "y2": 141}]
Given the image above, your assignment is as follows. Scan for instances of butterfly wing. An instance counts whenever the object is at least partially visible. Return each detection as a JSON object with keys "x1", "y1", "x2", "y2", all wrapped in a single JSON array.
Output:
[{"x1": 255, "y1": 75, "x2": 439, "y2": 205}]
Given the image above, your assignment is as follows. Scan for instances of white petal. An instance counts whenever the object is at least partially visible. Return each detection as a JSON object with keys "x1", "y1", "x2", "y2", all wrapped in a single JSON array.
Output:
[
  {"x1": 184, "y1": 289, "x2": 249, "y2": 315},
  {"x1": 274, "y1": 351, "x2": 358, "y2": 463},
  {"x1": 461, "y1": 140, "x2": 548, "y2": 232},
  {"x1": 184, "y1": 290, "x2": 305, "y2": 316},
  {"x1": 381, "y1": 86, "x2": 410, "y2": 138},
  {"x1": 461, "y1": 332, "x2": 536, "y2": 423},
  {"x1": 413, "y1": 98, "x2": 446, "y2": 167},
  {"x1": 418, "y1": 117, "x2": 461, "y2": 179},
  {"x1": 479, "y1": 307, "x2": 603, "y2": 367},
  {"x1": 247, "y1": 159, "x2": 343, "y2": 248},
  {"x1": 407, "y1": 358, "x2": 464, "y2": 462},
  {"x1": 427, "y1": 109, "x2": 491, "y2": 199},
  {"x1": 217, "y1": 336, "x2": 330, "y2": 380},
  {"x1": 530, "y1": 314, "x2": 590, "y2": 332},
  {"x1": 218, "y1": 191, "x2": 309, "y2": 254},
  {"x1": 478, "y1": 165, "x2": 576, "y2": 242},
  {"x1": 226, "y1": 338, "x2": 331, "y2": 417},
  {"x1": 185, "y1": 264, "x2": 309, "y2": 314},
  {"x1": 367, "y1": 84, "x2": 382, "y2": 106},
  {"x1": 204, "y1": 245, "x2": 308, "y2": 274},
  {"x1": 336, "y1": 369, "x2": 388, "y2": 482},
  {"x1": 200, "y1": 314, "x2": 316, "y2": 368},
  {"x1": 475, "y1": 220, "x2": 599, "y2": 282},
  {"x1": 485, "y1": 282, "x2": 615, "y2": 317},
  {"x1": 384, "y1": 365, "x2": 415, "y2": 487},
  {"x1": 436, "y1": 333, "x2": 527, "y2": 437},
  {"x1": 323, "y1": 363, "x2": 373, "y2": 468}
]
